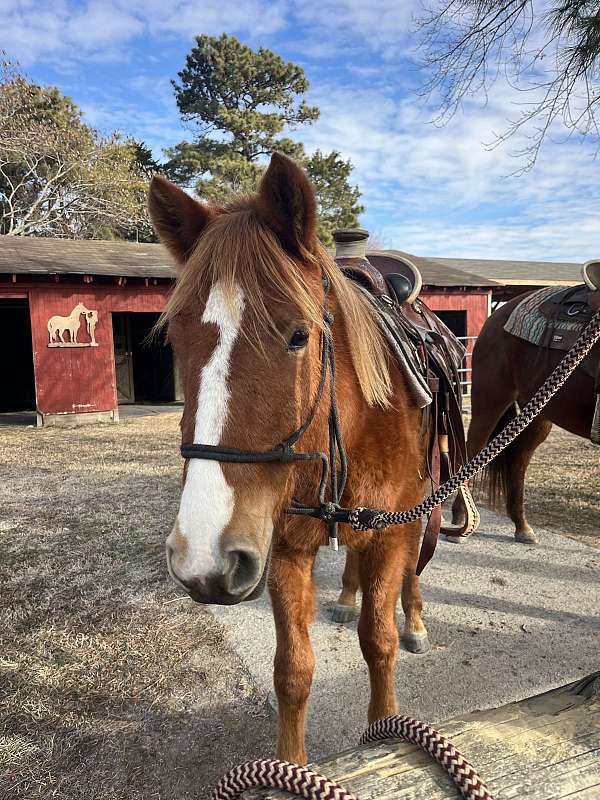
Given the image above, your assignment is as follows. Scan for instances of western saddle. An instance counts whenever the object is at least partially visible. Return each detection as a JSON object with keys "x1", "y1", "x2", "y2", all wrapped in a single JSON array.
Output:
[
  {"x1": 333, "y1": 229, "x2": 479, "y2": 569},
  {"x1": 539, "y1": 259, "x2": 600, "y2": 443}
]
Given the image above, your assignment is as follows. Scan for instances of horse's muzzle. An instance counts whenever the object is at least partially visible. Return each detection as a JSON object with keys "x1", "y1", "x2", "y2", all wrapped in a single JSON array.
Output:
[{"x1": 168, "y1": 544, "x2": 268, "y2": 605}]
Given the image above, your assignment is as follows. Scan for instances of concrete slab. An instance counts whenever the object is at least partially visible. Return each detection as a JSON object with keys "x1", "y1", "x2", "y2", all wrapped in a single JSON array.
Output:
[
  {"x1": 0, "y1": 405, "x2": 183, "y2": 428},
  {"x1": 212, "y1": 508, "x2": 600, "y2": 760},
  {"x1": 119, "y1": 403, "x2": 183, "y2": 418},
  {"x1": 0, "y1": 411, "x2": 36, "y2": 427}
]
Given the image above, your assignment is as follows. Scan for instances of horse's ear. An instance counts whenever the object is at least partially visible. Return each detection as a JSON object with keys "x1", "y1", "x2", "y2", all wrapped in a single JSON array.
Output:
[
  {"x1": 148, "y1": 176, "x2": 212, "y2": 265},
  {"x1": 257, "y1": 152, "x2": 317, "y2": 257}
]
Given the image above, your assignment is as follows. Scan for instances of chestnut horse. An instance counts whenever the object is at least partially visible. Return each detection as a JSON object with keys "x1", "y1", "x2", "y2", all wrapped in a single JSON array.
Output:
[
  {"x1": 149, "y1": 153, "x2": 432, "y2": 764},
  {"x1": 451, "y1": 293, "x2": 597, "y2": 544}
]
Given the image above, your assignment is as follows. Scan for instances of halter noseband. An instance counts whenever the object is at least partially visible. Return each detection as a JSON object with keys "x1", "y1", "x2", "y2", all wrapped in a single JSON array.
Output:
[{"x1": 180, "y1": 274, "x2": 348, "y2": 550}]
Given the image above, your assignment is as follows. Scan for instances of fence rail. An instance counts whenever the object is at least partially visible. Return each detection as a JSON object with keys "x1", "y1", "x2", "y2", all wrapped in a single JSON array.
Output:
[{"x1": 457, "y1": 336, "x2": 477, "y2": 395}]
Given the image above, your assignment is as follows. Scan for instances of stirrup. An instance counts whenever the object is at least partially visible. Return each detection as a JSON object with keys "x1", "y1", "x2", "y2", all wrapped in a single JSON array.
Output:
[
  {"x1": 442, "y1": 483, "x2": 480, "y2": 542},
  {"x1": 592, "y1": 394, "x2": 600, "y2": 445}
]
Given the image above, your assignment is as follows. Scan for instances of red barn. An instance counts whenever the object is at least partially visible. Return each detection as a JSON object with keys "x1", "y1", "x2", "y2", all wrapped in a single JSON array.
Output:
[{"x1": 0, "y1": 237, "x2": 494, "y2": 426}]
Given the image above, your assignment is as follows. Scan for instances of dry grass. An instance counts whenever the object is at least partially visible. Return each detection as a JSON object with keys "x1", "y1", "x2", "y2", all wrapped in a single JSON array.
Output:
[
  {"x1": 470, "y1": 423, "x2": 599, "y2": 547},
  {"x1": 522, "y1": 426, "x2": 599, "y2": 548},
  {"x1": 0, "y1": 414, "x2": 273, "y2": 800}
]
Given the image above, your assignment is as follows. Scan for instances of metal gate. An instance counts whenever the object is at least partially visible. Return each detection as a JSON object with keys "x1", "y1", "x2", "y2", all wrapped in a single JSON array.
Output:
[{"x1": 457, "y1": 336, "x2": 477, "y2": 396}]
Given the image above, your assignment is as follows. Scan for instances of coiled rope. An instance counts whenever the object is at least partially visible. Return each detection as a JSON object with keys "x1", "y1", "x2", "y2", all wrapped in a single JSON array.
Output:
[
  {"x1": 212, "y1": 714, "x2": 493, "y2": 800},
  {"x1": 347, "y1": 308, "x2": 600, "y2": 532}
]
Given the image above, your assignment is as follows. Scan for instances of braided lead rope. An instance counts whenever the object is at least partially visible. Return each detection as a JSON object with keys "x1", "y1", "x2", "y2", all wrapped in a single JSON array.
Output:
[
  {"x1": 211, "y1": 759, "x2": 357, "y2": 800},
  {"x1": 348, "y1": 308, "x2": 600, "y2": 532},
  {"x1": 361, "y1": 715, "x2": 492, "y2": 800},
  {"x1": 212, "y1": 715, "x2": 493, "y2": 800}
]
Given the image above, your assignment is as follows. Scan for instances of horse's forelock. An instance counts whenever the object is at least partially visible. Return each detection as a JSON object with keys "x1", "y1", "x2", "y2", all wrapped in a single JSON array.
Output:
[{"x1": 159, "y1": 202, "x2": 392, "y2": 407}]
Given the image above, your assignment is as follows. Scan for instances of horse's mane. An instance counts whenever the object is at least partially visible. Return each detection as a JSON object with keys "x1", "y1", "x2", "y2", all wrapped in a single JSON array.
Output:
[{"x1": 159, "y1": 203, "x2": 392, "y2": 407}]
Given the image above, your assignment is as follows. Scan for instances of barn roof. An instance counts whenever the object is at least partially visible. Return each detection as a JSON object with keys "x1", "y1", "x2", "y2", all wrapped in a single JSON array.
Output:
[
  {"x1": 1, "y1": 236, "x2": 496, "y2": 288},
  {"x1": 0, "y1": 236, "x2": 584, "y2": 289},
  {"x1": 427, "y1": 256, "x2": 582, "y2": 287},
  {"x1": 0, "y1": 236, "x2": 174, "y2": 279}
]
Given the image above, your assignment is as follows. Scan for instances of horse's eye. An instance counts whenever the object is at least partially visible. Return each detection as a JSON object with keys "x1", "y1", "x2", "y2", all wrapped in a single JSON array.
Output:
[{"x1": 288, "y1": 328, "x2": 309, "y2": 351}]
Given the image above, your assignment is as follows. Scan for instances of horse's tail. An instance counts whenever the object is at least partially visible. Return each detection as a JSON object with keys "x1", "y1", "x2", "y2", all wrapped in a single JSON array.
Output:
[{"x1": 479, "y1": 403, "x2": 519, "y2": 510}]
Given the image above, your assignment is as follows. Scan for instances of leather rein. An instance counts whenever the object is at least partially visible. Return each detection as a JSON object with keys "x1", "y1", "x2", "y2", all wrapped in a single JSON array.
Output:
[{"x1": 180, "y1": 273, "x2": 350, "y2": 550}]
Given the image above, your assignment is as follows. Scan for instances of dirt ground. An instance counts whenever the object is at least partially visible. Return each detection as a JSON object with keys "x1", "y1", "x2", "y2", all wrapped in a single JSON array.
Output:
[
  {"x1": 0, "y1": 413, "x2": 273, "y2": 800},
  {"x1": 0, "y1": 414, "x2": 597, "y2": 799},
  {"x1": 518, "y1": 426, "x2": 599, "y2": 548}
]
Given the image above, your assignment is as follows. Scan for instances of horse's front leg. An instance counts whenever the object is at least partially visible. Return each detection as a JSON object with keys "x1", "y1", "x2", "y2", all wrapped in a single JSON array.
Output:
[
  {"x1": 331, "y1": 548, "x2": 360, "y2": 622},
  {"x1": 357, "y1": 533, "x2": 406, "y2": 723},
  {"x1": 400, "y1": 521, "x2": 429, "y2": 654},
  {"x1": 269, "y1": 547, "x2": 317, "y2": 764}
]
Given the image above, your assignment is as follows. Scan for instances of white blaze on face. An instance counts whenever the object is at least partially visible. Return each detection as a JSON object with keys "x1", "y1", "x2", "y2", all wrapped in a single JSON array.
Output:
[{"x1": 170, "y1": 282, "x2": 245, "y2": 580}]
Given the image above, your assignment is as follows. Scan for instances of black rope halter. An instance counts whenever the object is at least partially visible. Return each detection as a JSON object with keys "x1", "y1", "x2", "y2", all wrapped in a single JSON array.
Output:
[{"x1": 180, "y1": 274, "x2": 348, "y2": 550}]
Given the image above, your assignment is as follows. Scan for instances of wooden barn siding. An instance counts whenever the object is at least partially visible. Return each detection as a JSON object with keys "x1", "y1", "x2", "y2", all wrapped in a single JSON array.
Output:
[
  {"x1": 0, "y1": 282, "x2": 492, "y2": 416},
  {"x1": 421, "y1": 290, "x2": 491, "y2": 390},
  {"x1": 26, "y1": 284, "x2": 171, "y2": 415},
  {"x1": 420, "y1": 289, "x2": 491, "y2": 342}
]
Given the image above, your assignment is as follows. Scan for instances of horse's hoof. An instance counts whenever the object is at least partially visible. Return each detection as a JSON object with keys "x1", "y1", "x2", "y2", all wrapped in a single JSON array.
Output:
[
  {"x1": 330, "y1": 603, "x2": 359, "y2": 623},
  {"x1": 400, "y1": 632, "x2": 430, "y2": 654},
  {"x1": 444, "y1": 533, "x2": 468, "y2": 544},
  {"x1": 515, "y1": 529, "x2": 538, "y2": 544}
]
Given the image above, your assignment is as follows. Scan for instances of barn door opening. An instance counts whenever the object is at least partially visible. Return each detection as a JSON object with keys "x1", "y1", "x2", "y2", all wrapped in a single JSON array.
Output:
[
  {"x1": 112, "y1": 313, "x2": 134, "y2": 403},
  {"x1": 130, "y1": 313, "x2": 175, "y2": 402},
  {"x1": 433, "y1": 309, "x2": 471, "y2": 394},
  {"x1": 433, "y1": 309, "x2": 467, "y2": 339},
  {"x1": 112, "y1": 312, "x2": 175, "y2": 404},
  {"x1": 0, "y1": 299, "x2": 36, "y2": 411}
]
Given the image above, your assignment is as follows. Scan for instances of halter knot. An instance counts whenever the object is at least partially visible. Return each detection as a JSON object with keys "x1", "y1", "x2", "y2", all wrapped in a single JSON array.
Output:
[
  {"x1": 319, "y1": 502, "x2": 339, "y2": 522},
  {"x1": 275, "y1": 444, "x2": 296, "y2": 463}
]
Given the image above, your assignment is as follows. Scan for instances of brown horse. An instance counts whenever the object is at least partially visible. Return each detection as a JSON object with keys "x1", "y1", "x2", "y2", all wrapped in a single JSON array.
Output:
[
  {"x1": 451, "y1": 293, "x2": 597, "y2": 544},
  {"x1": 148, "y1": 153, "x2": 433, "y2": 763}
]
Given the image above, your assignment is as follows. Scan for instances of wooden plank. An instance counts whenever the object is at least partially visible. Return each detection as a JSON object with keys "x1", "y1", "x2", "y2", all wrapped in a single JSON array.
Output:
[{"x1": 251, "y1": 674, "x2": 600, "y2": 799}]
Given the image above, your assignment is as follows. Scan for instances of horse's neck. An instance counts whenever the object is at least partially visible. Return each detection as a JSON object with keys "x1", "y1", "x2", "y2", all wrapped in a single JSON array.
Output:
[
  {"x1": 329, "y1": 314, "x2": 371, "y2": 442},
  {"x1": 331, "y1": 307, "x2": 419, "y2": 460}
]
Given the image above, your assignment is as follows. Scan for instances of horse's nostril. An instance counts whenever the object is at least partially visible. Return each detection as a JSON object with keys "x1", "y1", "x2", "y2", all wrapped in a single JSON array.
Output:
[{"x1": 224, "y1": 547, "x2": 261, "y2": 596}]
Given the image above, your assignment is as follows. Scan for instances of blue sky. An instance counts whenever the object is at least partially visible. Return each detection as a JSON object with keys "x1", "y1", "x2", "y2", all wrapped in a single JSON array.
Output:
[{"x1": 4, "y1": 0, "x2": 600, "y2": 261}]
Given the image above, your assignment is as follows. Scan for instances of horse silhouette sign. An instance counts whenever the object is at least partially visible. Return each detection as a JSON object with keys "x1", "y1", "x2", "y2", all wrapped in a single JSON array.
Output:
[{"x1": 47, "y1": 303, "x2": 99, "y2": 348}]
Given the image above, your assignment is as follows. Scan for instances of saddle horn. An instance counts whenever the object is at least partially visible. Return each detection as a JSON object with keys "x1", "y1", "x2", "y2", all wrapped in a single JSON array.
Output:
[{"x1": 333, "y1": 227, "x2": 370, "y2": 260}]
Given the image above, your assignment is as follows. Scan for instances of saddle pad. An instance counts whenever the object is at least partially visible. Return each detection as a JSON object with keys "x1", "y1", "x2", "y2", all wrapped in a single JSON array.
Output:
[
  {"x1": 504, "y1": 286, "x2": 564, "y2": 346},
  {"x1": 504, "y1": 285, "x2": 599, "y2": 379},
  {"x1": 504, "y1": 286, "x2": 588, "y2": 348}
]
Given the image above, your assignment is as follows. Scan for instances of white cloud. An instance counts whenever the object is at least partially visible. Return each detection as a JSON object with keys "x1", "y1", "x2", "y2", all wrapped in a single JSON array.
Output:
[
  {"x1": 293, "y1": 0, "x2": 419, "y2": 51},
  {"x1": 295, "y1": 79, "x2": 600, "y2": 261},
  {"x1": 147, "y1": 0, "x2": 288, "y2": 37},
  {"x1": 80, "y1": 95, "x2": 187, "y2": 152},
  {"x1": 3, "y1": 0, "x2": 598, "y2": 261},
  {"x1": 2, "y1": 0, "x2": 418, "y2": 66},
  {"x1": 1, "y1": 0, "x2": 288, "y2": 65},
  {"x1": 65, "y1": 2, "x2": 145, "y2": 49},
  {"x1": 385, "y1": 218, "x2": 600, "y2": 264}
]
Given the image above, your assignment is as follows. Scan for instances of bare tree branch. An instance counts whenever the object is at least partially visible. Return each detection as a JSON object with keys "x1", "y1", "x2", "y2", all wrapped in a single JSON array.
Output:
[
  {"x1": 0, "y1": 60, "x2": 154, "y2": 238},
  {"x1": 417, "y1": 1, "x2": 600, "y2": 168}
]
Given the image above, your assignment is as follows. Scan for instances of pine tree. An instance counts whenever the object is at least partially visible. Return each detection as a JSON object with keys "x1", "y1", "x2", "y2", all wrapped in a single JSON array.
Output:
[{"x1": 166, "y1": 34, "x2": 363, "y2": 243}]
